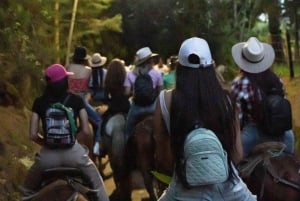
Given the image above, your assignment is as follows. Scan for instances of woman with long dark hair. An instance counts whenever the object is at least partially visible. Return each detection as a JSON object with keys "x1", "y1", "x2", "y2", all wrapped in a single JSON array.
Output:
[{"x1": 154, "y1": 37, "x2": 256, "y2": 200}]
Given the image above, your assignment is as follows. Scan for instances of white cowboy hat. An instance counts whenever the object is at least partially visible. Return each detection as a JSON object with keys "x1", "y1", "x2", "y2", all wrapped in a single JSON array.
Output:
[
  {"x1": 231, "y1": 37, "x2": 275, "y2": 74},
  {"x1": 135, "y1": 47, "x2": 158, "y2": 66},
  {"x1": 91, "y1": 53, "x2": 107, "y2": 67}
]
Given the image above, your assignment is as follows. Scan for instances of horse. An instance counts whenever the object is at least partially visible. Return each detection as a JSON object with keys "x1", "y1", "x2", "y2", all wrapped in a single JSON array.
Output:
[
  {"x1": 133, "y1": 117, "x2": 300, "y2": 201},
  {"x1": 127, "y1": 114, "x2": 173, "y2": 201},
  {"x1": 99, "y1": 112, "x2": 132, "y2": 201},
  {"x1": 27, "y1": 167, "x2": 97, "y2": 201},
  {"x1": 76, "y1": 122, "x2": 110, "y2": 180},
  {"x1": 238, "y1": 142, "x2": 300, "y2": 201}
]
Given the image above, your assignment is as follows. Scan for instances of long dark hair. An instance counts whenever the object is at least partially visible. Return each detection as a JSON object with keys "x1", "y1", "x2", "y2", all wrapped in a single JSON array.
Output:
[
  {"x1": 245, "y1": 69, "x2": 284, "y2": 96},
  {"x1": 91, "y1": 66, "x2": 105, "y2": 89},
  {"x1": 44, "y1": 76, "x2": 68, "y2": 99},
  {"x1": 104, "y1": 59, "x2": 127, "y2": 97},
  {"x1": 170, "y1": 63, "x2": 237, "y2": 182},
  {"x1": 243, "y1": 69, "x2": 284, "y2": 124}
]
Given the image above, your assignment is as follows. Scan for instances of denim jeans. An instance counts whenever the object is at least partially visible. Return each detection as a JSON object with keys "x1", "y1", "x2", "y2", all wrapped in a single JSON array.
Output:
[
  {"x1": 158, "y1": 164, "x2": 257, "y2": 201},
  {"x1": 77, "y1": 92, "x2": 102, "y2": 142},
  {"x1": 90, "y1": 89, "x2": 105, "y2": 102},
  {"x1": 124, "y1": 100, "x2": 156, "y2": 140},
  {"x1": 242, "y1": 122, "x2": 294, "y2": 157}
]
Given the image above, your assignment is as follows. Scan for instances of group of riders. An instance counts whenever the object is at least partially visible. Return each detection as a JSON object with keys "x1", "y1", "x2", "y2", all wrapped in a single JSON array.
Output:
[{"x1": 22, "y1": 36, "x2": 295, "y2": 201}]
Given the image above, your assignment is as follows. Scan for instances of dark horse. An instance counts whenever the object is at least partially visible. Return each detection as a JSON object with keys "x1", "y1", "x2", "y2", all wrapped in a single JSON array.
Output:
[
  {"x1": 238, "y1": 142, "x2": 300, "y2": 201},
  {"x1": 127, "y1": 114, "x2": 173, "y2": 201},
  {"x1": 28, "y1": 167, "x2": 97, "y2": 201}
]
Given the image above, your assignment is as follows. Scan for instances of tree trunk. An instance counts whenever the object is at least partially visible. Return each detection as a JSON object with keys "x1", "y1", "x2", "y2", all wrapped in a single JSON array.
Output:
[
  {"x1": 54, "y1": 2, "x2": 60, "y2": 63},
  {"x1": 65, "y1": 0, "x2": 79, "y2": 66},
  {"x1": 267, "y1": 0, "x2": 285, "y2": 63}
]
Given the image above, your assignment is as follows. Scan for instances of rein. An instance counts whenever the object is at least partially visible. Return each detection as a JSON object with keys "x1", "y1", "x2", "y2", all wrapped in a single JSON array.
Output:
[{"x1": 259, "y1": 153, "x2": 300, "y2": 200}]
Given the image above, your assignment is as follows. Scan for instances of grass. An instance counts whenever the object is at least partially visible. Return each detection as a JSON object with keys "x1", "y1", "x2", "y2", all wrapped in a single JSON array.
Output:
[{"x1": 272, "y1": 62, "x2": 300, "y2": 78}]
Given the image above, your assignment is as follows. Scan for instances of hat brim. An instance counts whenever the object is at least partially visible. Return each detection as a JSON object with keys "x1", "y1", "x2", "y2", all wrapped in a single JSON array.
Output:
[
  {"x1": 135, "y1": 53, "x2": 158, "y2": 66},
  {"x1": 70, "y1": 54, "x2": 90, "y2": 61},
  {"x1": 231, "y1": 42, "x2": 275, "y2": 73},
  {"x1": 91, "y1": 56, "x2": 107, "y2": 67}
]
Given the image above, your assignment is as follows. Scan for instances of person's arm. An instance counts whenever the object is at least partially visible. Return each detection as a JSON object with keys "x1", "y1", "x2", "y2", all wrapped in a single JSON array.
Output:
[
  {"x1": 124, "y1": 86, "x2": 132, "y2": 97},
  {"x1": 153, "y1": 90, "x2": 173, "y2": 172},
  {"x1": 78, "y1": 108, "x2": 90, "y2": 136},
  {"x1": 29, "y1": 112, "x2": 44, "y2": 146}
]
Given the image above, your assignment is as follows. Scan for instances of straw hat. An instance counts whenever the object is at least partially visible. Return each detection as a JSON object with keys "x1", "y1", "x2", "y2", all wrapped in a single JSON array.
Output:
[
  {"x1": 135, "y1": 47, "x2": 158, "y2": 66},
  {"x1": 91, "y1": 53, "x2": 107, "y2": 67}
]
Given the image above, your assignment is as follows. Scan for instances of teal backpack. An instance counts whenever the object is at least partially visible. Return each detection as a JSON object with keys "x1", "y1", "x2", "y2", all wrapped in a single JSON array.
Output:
[{"x1": 182, "y1": 128, "x2": 229, "y2": 186}]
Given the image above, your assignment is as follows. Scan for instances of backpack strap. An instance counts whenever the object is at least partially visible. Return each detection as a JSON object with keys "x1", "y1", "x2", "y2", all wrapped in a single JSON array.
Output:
[
  {"x1": 159, "y1": 90, "x2": 170, "y2": 134},
  {"x1": 52, "y1": 94, "x2": 77, "y2": 136},
  {"x1": 62, "y1": 94, "x2": 71, "y2": 105}
]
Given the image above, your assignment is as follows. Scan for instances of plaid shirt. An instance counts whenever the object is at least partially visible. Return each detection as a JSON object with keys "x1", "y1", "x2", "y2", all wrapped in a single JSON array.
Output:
[
  {"x1": 231, "y1": 76, "x2": 259, "y2": 124},
  {"x1": 231, "y1": 75, "x2": 285, "y2": 126}
]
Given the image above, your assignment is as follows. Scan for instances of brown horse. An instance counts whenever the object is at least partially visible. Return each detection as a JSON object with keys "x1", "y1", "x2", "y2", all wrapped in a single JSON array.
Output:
[
  {"x1": 134, "y1": 118, "x2": 300, "y2": 201},
  {"x1": 28, "y1": 167, "x2": 97, "y2": 201},
  {"x1": 238, "y1": 142, "x2": 300, "y2": 201},
  {"x1": 129, "y1": 114, "x2": 173, "y2": 200}
]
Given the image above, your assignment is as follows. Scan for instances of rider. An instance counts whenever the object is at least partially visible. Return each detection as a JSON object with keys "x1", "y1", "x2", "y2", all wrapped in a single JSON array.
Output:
[
  {"x1": 88, "y1": 52, "x2": 108, "y2": 104},
  {"x1": 154, "y1": 37, "x2": 256, "y2": 200},
  {"x1": 22, "y1": 64, "x2": 109, "y2": 201},
  {"x1": 123, "y1": 47, "x2": 163, "y2": 140},
  {"x1": 102, "y1": 58, "x2": 130, "y2": 124},
  {"x1": 67, "y1": 46, "x2": 103, "y2": 156},
  {"x1": 230, "y1": 36, "x2": 295, "y2": 157}
]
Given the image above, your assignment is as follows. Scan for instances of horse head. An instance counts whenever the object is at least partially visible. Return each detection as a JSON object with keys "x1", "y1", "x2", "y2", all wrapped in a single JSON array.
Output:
[{"x1": 239, "y1": 142, "x2": 300, "y2": 201}]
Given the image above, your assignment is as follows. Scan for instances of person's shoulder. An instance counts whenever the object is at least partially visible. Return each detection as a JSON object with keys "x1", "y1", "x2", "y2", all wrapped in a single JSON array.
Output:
[
  {"x1": 150, "y1": 68, "x2": 161, "y2": 74},
  {"x1": 68, "y1": 92, "x2": 81, "y2": 100},
  {"x1": 84, "y1": 65, "x2": 92, "y2": 71},
  {"x1": 32, "y1": 95, "x2": 44, "y2": 105}
]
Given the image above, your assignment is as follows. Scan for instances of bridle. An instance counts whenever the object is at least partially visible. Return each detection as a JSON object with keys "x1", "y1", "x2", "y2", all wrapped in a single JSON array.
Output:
[{"x1": 259, "y1": 153, "x2": 300, "y2": 200}]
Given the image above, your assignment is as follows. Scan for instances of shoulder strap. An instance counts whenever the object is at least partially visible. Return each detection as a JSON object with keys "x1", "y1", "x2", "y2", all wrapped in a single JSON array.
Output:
[
  {"x1": 63, "y1": 94, "x2": 71, "y2": 105},
  {"x1": 159, "y1": 90, "x2": 170, "y2": 134}
]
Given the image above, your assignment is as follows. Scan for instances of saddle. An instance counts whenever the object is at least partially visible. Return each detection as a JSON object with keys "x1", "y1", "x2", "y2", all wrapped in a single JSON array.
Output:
[
  {"x1": 238, "y1": 142, "x2": 286, "y2": 178},
  {"x1": 41, "y1": 167, "x2": 97, "y2": 197}
]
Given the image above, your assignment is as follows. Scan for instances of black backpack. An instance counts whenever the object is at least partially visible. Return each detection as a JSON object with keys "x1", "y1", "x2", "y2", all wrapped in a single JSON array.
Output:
[
  {"x1": 44, "y1": 95, "x2": 77, "y2": 148},
  {"x1": 261, "y1": 93, "x2": 292, "y2": 136},
  {"x1": 133, "y1": 73, "x2": 156, "y2": 106}
]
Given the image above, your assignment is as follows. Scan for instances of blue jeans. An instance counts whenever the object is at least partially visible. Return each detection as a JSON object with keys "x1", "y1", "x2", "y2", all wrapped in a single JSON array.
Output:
[
  {"x1": 242, "y1": 122, "x2": 294, "y2": 157},
  {"x1": 77, "y1": 92, "x2": 102, "y2": 142},
  {"x1": 158, "y1": 164, "x2": 257, "y2": 201},
  {"x1": 90, "y1": 89, "x2": 105, "y2": 102},
  {"x1": 125, "y1": 100, "x2": 156, "y2": 140}
]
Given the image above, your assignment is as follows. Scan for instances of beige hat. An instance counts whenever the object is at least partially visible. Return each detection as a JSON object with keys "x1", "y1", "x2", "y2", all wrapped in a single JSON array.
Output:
[
  {"x1": 135, "y1": 47, "x2": 158, "y2": 66},
  {"x1": 91, "y1": 53, "x2": 107, "y2": 67},
  {"x1": 231, "y1": 37, "x2": 275, "y2": 73}
]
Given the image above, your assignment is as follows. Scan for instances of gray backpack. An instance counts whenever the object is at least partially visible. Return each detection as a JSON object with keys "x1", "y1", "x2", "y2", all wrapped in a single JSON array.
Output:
[
  {"x1": 182, "y1": 128, "x2": 229, "y2": 186},
  {"x1": 44, "y1": 95, "x2": 77, "y2": 148}
]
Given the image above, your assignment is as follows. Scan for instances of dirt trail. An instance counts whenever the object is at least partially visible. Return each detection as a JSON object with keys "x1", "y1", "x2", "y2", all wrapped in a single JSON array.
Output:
[{"x1": 101, "y1": 157, "x2": 150, "y2": 201}]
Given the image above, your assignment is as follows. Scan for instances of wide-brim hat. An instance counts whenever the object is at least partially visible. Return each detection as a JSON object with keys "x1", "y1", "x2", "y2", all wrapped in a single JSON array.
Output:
[
  {"x1": 231, "y1": 37, "x2": 275, "y2": 74},
  {"x1": 91, "y1": 53, "x2": 107, "y2": 67},
  {"x1": 72, "y1": 46, "x2": 90, "y2": 61},
  {"x1": 135, "y1": 47, "x2": 158, "y2": 66}
]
